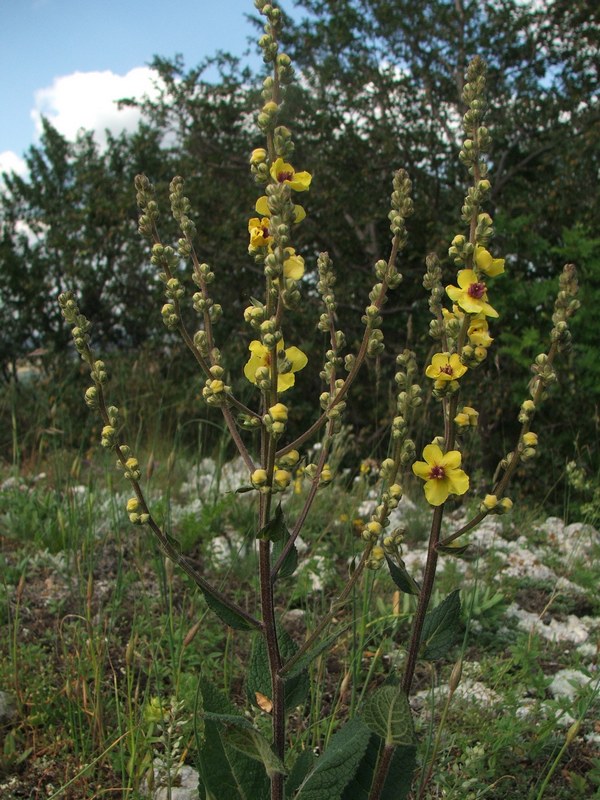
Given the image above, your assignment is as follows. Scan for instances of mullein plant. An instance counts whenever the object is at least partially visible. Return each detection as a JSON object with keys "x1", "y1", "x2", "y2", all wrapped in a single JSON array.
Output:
[{"x1": 58, "y1": 2, "x2": 580, "y2": 798}]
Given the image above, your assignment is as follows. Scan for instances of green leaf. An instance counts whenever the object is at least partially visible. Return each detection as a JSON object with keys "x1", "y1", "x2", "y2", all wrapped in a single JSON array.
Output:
[
  {"x1": 205, "y1": 716, "x2": 286, "y2": 779},
  {"x1": 385, "y1": 555, "x2": 420, "y2": 595},
  {"x1": 341, "y1": 736, "x2": 417, "y2": 800},
  {"x1": 294, "y1": 718, "x2": 372, "y2": 800},
  {"x1": 257, "y1": 502, "x2": 287, "y2": 542},
  {"x1": 248, "y1": 625, "x2": 309, "y2": 713},
  {"x1": 272, "y1": 527, "x2": 298, "y2": 579},
  {"x1": 437, "y1": 543, "x2": 469, "y2": 557},
  {"x1": 196, "y1": 677, "x2": 270, "y2": 800},
  {"x1": 420, "y1": 589, "x2": 462, "y2": 660},
  {"x1": 362, "y1": 686, "x2": 416, "y2": 746},
  {"x1": 201, "y1": 586, "x2": 257, "y2": 631},
  {"x1": 286, "y1": 750, "x2": 315, "y2": 798}
]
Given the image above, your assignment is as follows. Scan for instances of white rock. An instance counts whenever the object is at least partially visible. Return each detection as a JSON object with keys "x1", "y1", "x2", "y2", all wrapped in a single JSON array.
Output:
[
  {"x1": 548, "y1": 669, "x2": 592, "y2": 701},
  {"x1": 143, "y1": 763, "x2": 199, "y2": 800},
  {"x1": 505, "y1": 604, "x2": 591, "y2": 644}
]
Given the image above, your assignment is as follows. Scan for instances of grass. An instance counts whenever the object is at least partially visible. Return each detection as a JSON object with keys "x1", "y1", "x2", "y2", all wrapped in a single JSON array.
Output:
[{"x1": 1, "y1": 372, "x2": 599, "y2": 798}]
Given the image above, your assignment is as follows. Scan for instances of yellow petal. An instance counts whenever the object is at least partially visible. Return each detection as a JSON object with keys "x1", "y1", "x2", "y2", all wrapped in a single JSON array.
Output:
[
  {"x1": 293, "y1": 204, "x2": 306, "y2": 223},
  {"x1": 446, "y1": 468, "x2": 470, "y2": 496},
  {"x1": 424, "y1": 478, "x2": 450, "y2": 506},
  {"x1": 288, "y1": 170, "x2": 312, "y2": 191},
  {"x1": 283, "y1": 254, "x2": 305, "y2": 280},
  {"x1": 439, "y1": 450, "x2": 461, "y2": 470},
  {"x1": 277, "y1": 372, "x2": 295, "y2": 392},
  {"x1": 457, "y1": 269, "x2": 478, "y2": 289},
  {"x1": 422, "y1": 444, "x2": 443, "y2": 466},
  {"x1": 285, "y1": 346, "x2": 308, "y2": 373},
  {"x1": 256, "y1": 196, "x2": 270, "y2": 216},
  {"x1": 412, "y1": 460, "x2": 431, "y2": 480},
  {"x1": 249, "y1": 340, "x2": 266, "y2": 355}
]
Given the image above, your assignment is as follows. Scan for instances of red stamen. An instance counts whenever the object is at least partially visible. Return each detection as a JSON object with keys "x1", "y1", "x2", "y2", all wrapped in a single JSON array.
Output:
[
  {"x1": 277, "y1": 170, "x2": 294, "y2": 183},
  {"x1": 429, "y1": 465, "x2": 445, "y2": 480},
  {"x1": 439, "y1": 364, "x2": 454, "y2": 376},
  {"x1": 468, "y1": 282, "x2": 486, "y2": 299}
]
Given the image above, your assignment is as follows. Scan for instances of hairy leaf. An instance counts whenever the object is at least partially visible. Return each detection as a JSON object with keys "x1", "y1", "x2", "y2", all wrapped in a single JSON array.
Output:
[
  {"x1": 248, "y1": 625, "x2": 309, "y2": 712},
  {"x1": 362, "y1": 686, "x2": 415, "y2": 746},
  {"x1": 196, "y1": 677, "x2": 269, "y2": 800},
  {"x1": 385, "y1": 555, "x2": 420, "y2": 595},
  {"x1": 421, "y1": 589, "x2": 462, "y2": 660},
  {"x1": 294, "y1": 718, "x2": 371, "y2": 800},
  {"x1": 341, "y1": 735, "x2": 417, "y2": 800}
]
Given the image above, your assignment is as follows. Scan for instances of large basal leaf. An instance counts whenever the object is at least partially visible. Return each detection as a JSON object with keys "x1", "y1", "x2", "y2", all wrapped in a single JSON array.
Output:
[
  {"x1": 362, "y1": 686, "x2": 416, "y2": 746},
  {"x1": 340, "y1": 735, "x2": 417, "y2": 800},
  {"x1": 420, "y1": 589, "x2": 462, "y2": 660},
  {"x1": 293, "y1": 718, "x2": 372, "y2": 800},
  {"x1": 196, "y1": 677, "x2": 270, "y2": 800},
  {"x1": 248, "y1": 625, "x2": 309, "y2": 713},
  {"x1": 385, "y1": 555, "x2": 421, "y2": 596}
]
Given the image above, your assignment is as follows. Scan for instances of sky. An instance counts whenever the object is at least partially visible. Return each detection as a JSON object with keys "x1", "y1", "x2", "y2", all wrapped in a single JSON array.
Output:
[{"x1": 0, "y1": 0, "x2": 288, "y2": 177}]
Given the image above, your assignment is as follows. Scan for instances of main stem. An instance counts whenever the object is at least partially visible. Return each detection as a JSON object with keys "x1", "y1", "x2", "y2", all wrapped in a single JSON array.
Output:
[
  {"x1": 369, "y1": 506, "x2": 444, "y2": 799},
  {"x1": 259, "y1": 538, "x2": 285, "y2": 800}
]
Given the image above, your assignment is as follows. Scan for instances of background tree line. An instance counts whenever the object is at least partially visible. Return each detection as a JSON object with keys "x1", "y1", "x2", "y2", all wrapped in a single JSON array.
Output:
[{"x1": 1, "y1": 0, "x2": 598, "y2": 508}]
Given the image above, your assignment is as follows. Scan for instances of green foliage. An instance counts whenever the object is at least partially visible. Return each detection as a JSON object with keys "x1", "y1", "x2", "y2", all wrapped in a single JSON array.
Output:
[
  {"x1": 196, "y1": 677, "x2": 271, "y2": 800},
  {"x1": 420, "y1": 589, "x2": 462, "y2": 660},
  {"x1": 341, "y1": 738, "x2": 417, "y2": 800},
  {"x1": 248, "y1": 625, "x2": 310, "y2": 713},
  {"x1": 293, "y1": 718, "x2": 372, "y2": 800},
  {"x1": 362, "y1": 686, "x2": 416, "y2": 746}
]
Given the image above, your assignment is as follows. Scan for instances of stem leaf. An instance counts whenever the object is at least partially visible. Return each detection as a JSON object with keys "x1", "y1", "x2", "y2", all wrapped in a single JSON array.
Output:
[
  {"x1": 293, "y1": 717, "x2": 372, "y2": 800},
  {"x1": 201, "y1": 585, "x2": 257, "y2": 631},
  {"x1": 257, "y1": 502, "x2": 287, "y2": 542},
  {"x1": 272, "y1": 523, "x2": 298, "y2": 579},
  {"x1": 248, "y1": 624, "x2": 309, "y2": 712},
  {"x1": 385, "y1": 555, "x2": 420, "y2": 595},
  {"x1": 420, "y1": 589, "x2": 462, "y2": 660},
  {"x1": 362, "y1": 686, "x2": 416, "y2": 746}
]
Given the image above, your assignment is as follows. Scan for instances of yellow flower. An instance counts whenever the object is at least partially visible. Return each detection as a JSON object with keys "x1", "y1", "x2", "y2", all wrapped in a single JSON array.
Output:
[
  {"x1": 256, "y1": 195, "x2": 306, "y2": 223},
  {"x1": 475, "y1": 245, "x2": 505, "y2": 277},
  {"x1": 412, "y1": 444, "x2": 470, "y2": 506},
  {"x1": 248, "y1": 217, "x2": 272, "y2": 248},
  {"x1": 270, "y1": 157, "x2": 312, "y2": 192},
  {"x1": 243, "y1": 339, "x2": 308, "y2": 392},
  {"x1": 425, "y1": 352, "x2": 468, "y2": 382},
  {"x1": 523, "y1": 432, "x2": 538, "y2": 446},
  {"x1": 446, "y1": 270, "x2": 498, "y2": 318},
  {"x1": 250, "y1": 148, "x2": 267, "y2": 165},
  {"x1": 468, "y1": 315, "x2": 494, "y2": 348}
]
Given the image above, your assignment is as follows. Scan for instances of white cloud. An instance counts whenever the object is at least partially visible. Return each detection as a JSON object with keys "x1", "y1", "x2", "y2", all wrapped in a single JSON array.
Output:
[
  {"x1": 0, "y1": 150, "x2": 28, "y2": 178},
  {"x1": 31, "y1": 66, "x2": 162, "y2": 148}
]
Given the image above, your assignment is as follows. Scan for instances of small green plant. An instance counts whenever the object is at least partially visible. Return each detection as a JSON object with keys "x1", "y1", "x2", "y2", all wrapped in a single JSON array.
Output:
[{"x1": 57, "y1": 2, "x2": 581, "y2": 798}]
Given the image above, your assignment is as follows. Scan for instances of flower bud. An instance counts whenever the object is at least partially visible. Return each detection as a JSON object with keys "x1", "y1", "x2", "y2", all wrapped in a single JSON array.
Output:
[
  {"x1": 251, "y1": 469, "x2": 269, "y2": 490},
  {"x1": 273, "y1": 469, "x2": 292, "y2": 490},
  {"x1": 522, "y1": 432, "x2": 538, "y2": 447},
  {"x1": 269, "y1": 402, "x2": 288, "y2": 423}
]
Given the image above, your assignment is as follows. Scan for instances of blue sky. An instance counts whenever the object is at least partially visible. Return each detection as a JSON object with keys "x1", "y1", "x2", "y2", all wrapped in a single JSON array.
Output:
[{"x1": 1, "y1": 0, "x2": 293, "y2": 174}]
